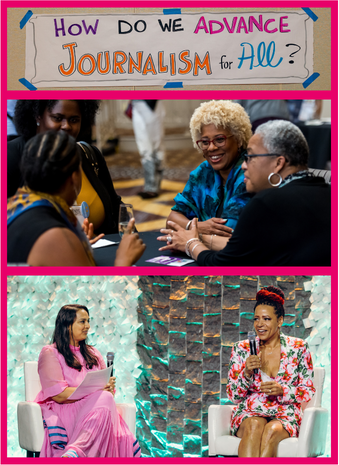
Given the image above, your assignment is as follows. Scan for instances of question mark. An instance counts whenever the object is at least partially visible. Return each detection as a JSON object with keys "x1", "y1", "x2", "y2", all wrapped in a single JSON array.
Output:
[{"x1": 286, "y1": 43, "x2": 301, "y2": 64}]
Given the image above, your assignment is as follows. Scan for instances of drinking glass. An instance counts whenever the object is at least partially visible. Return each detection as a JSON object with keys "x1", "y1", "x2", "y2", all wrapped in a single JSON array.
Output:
[{"x1": 118, "y1": 204, "x2": 135, "y2": 237}]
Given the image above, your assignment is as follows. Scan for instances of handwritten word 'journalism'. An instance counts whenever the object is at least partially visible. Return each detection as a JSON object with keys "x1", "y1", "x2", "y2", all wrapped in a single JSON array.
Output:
[{"x1": 58, "y1": 44, "x2": 212, "y2": 77}]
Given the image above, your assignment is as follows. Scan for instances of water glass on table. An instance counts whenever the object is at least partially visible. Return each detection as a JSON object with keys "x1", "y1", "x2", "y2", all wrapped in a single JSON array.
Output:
[{"x1": 119, "y1": 204, "x2": 135, "y2": 237}]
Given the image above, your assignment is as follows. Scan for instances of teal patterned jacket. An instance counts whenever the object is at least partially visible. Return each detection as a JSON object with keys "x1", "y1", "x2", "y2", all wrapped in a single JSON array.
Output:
[{"x1": 172, "y1": 157, "x2": 252, "y2": 231}]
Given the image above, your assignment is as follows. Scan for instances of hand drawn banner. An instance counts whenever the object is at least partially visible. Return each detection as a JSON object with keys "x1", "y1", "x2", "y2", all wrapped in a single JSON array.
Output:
[{"x1": 25, "y1": 11, "x2": 313, "y2": 87}]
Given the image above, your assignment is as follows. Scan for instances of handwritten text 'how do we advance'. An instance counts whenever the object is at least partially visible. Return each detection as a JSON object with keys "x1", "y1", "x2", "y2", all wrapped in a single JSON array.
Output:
[{"x1": 55, "y1": 15, "x2": 292, "y2": 78}]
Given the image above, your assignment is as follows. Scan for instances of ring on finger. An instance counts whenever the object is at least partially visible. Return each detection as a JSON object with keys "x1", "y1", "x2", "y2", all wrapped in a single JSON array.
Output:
[{"x1": 167, "y1": 235, "x2": 172, "y2": 243}]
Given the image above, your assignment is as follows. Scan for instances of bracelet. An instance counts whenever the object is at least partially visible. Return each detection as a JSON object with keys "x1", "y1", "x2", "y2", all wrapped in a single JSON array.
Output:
[
  {"x1": 190, "y1": 242, "x2": 202, "y2": 258},
  {"x1": 244, "y1": 371, "x2": 252, "y2": 382},
  {"x1": 186, "y1": 220, "x2": 192, "y2": 230},
  {"x1": 185, "y1": 238, "x2": 201, "y2": 257},
  {"x1": 186, "y1": 238, "x2": 201, "y2": 257},
  {"x1": 210, "y1": 234, "x2": 216, "y2": 249}
]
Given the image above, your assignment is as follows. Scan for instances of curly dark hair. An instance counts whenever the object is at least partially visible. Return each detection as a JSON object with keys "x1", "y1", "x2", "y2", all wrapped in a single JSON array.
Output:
[
  {"x1": 14, "y1": 100, "x2": 100, "y2": 140},
  {"x1": 254, "y1": 286, "x2": 285, "y2": 319},
  {"x1": 52, "y1": 304, "x2": 99, "y2": 371},
  {"x1": 21, "y1": 130, "x2": 81, "y2": 194}
]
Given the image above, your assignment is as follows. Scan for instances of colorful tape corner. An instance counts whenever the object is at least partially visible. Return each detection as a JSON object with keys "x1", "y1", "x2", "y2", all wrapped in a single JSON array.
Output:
[
  {"x1": 163, "y1": 9, "x2": 181, "y2": 15},
  {"x1": 302, "y1": 73, "x2": 320, "y2": 89},
  {"x1": 20, "y1": 10, "x2": 33, "y2": 29},
  {"x1": 301, "y1": 8, "x2": 318, "y2": 22},
  {"x1": 18, "y1": 78, "x2": 37, "y2": 91},
  {"x1": 163, "y1": 82, "x2": 183, "y2": 88}
]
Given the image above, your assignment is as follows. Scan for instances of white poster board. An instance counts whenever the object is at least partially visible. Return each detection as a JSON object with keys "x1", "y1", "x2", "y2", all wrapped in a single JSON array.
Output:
[{"x1": 25, "y1": 11, "x2": 313, "y2": 87}]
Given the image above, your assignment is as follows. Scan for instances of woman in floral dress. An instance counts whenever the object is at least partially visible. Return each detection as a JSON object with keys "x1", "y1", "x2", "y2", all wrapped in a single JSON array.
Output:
[{"x1": 226, "y1": 286, "x2": 315, "y2": 457}]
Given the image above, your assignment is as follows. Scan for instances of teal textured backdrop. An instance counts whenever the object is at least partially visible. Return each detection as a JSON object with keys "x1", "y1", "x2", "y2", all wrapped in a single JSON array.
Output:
[{"x1": 7, "y1": 275, "x2": 141, "y2": 457}]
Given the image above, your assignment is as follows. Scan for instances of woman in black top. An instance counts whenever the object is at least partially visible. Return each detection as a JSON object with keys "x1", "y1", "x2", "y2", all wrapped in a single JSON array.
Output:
[
  {"x1": 157, "y1": 120, "x2": 331, "y2": 266},
  {"x1": 7, "y1": 100, "x2": 121, "y2": 235}
]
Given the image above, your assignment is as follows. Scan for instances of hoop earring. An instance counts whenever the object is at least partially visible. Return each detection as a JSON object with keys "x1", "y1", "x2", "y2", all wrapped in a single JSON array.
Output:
[{"x1": 268, "y1": 172, "x2": 282, "y2": 187}]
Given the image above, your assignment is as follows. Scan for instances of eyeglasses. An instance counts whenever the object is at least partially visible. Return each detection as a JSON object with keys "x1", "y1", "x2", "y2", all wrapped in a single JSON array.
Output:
[
  {"x1": 242, "y1": 152, "x2": 280, "y2": 163},
  {"x1": 196, "y1": 135, "x2": 234, "y2": 151}
]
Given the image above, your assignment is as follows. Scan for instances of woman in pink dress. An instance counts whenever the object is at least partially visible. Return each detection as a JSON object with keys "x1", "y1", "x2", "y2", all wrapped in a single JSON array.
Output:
[
  {"x1": 34, "y1": 304, "x2": 141, "y2": 458},
  {"x1": 226, "y1": 286, "x2": 315, "y2": 457}
]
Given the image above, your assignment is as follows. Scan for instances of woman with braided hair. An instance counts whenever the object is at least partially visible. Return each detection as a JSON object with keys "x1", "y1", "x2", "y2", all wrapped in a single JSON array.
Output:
[
  {"x1": 7, "y1": 131, "x2": 145, "y2": 266},
  {"x1": 226, "y1": 286, "x2": 315, "y2": 457},
  {"x1": 7, "y1": 99, "x2": 122, "y2": 235}
]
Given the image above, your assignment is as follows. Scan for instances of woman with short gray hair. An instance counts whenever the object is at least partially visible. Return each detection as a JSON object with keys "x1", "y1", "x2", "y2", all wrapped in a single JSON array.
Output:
[{"x1": 255, "y1": 120, "x2": 309, "y2": 167}]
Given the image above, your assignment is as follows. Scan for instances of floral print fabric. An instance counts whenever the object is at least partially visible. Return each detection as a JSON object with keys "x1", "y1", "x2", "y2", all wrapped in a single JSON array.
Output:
[{"x1": 226, "y1": 333, "x2": 315, "y2": 437}]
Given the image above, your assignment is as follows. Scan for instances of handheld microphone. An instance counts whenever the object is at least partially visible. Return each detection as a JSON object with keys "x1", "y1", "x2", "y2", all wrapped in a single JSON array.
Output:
[
  {"x1": 107, "y1": 352, "x2": 115, "y2": 376},
  {"x1": 248, "y1": 331, "x2": 258, "y2": 374}
]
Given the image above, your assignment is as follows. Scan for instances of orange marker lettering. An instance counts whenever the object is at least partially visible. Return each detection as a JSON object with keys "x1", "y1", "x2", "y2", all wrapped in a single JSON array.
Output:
[
  {"x1": 97, "y1": 51, "x2": 110, "y2": 74},
  {"x1": 142, "y1": 54, "x2": 157, "y2": 75},
  {"x1": 158, "y1": 52, "x2": 168, "y2": 73},
  {"x1": 128, "y1": 52, "x2": 143, "y2": 73},
  {"x1": 113, "y1": 52, "x2": 127, "y2": 74},
  {"x1": 77, "y1": 54, "x2": 96, "y2": 76},
  {"x1": 58, "y1": 42, "x2": 77, "y2": 76},
  {"x1": 194, "y1": 52, "x2": 212, "y2": 76},
  {"x1": 170, "y1": 53, "x2": 176, "y2": 75},
  {"x1": 178, "y1": 51, "x2": 192, "y2": 75}
]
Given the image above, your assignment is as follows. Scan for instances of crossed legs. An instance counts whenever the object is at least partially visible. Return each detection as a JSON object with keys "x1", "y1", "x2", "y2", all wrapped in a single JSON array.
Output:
[{"x1": 236, "y1": 417, "x2": 290, "y2": 457}]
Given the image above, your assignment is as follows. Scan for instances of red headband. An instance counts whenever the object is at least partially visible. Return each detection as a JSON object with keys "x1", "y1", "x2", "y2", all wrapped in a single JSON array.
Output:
[{"x1": 256, "y1": 289, "x2": 284, "y2": 305}]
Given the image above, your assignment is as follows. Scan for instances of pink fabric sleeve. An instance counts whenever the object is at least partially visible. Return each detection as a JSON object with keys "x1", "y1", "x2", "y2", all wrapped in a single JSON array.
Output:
[{"x1": 37, "y1": 346, "x2": 68, "y2": 401}]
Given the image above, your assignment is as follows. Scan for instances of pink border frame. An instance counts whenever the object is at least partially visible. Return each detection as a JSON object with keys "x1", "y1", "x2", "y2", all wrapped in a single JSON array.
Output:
[{"x1": 2, "y1": 1, "x2": 338, "y2": 463}]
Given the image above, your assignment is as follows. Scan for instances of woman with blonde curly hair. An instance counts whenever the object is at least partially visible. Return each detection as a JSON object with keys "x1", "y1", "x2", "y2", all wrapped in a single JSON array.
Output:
[{"x1": 167, "y1": 100, "x2": 253, "y2": 237}]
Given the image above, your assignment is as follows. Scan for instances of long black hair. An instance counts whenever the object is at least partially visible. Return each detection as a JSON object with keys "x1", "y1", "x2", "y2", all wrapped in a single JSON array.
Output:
[
  {"x1": 52, "y1": 304, "x2": 99, "y2": 371},
  {"x1": 14, "y1": 100, "x2": 100, "y2": 140}
]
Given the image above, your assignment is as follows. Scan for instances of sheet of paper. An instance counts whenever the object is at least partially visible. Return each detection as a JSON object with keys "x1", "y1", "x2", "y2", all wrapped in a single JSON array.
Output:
[
  {"x1": 91, "y1": 239, "x2": 119, "y2": 249},
  {"x1": 260, "y1": 370, "x2": 273, "y2": 382},
  {"x1": 146, "y1": 256, "x2": 195, "y2": 266},
  {"x1": 25, "y1": 11, "x2": 313, "y2": 87},
  {"x1": 67, "y1": 365, "x2": 112, "y2": 400}
]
